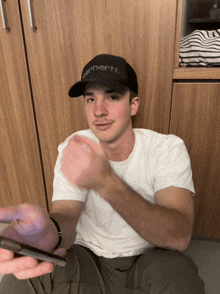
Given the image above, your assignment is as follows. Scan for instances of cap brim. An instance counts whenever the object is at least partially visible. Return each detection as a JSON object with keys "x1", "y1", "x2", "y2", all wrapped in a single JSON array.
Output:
[
  {"x1": 68, "y1": 79, "x2": 129, "y2": 98},
  {"x1": 68, "y1": 81, "x2": 90, "y2": 98}
]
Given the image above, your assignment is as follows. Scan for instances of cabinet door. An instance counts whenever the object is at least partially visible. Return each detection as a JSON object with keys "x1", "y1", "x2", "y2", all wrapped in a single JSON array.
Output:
[
  {"x1": 19, "y1": 0, "x2": 177, "y2": 204},
  {"x1": 0, "y1": 1, "x2": 47, "y2": 208},
  {"x1": 170, "y1": 83, "x2": 220, "y2": 239}
]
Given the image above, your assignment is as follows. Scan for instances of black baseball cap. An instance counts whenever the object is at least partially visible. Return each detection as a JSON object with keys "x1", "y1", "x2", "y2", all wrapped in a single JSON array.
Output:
[{"x1": 68, "y1": 54, "x2": 138, "y2": 98}]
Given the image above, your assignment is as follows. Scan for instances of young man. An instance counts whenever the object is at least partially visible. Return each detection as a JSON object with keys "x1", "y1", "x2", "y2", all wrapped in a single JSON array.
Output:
[{"x1": 0, "y1": 54, "x2": 205, "y2": 293}]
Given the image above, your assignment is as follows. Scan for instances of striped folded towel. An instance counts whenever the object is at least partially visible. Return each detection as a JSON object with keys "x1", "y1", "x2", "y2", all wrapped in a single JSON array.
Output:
[{"x1": 179, "y1": 29, "x2": 220, "y2": 67}]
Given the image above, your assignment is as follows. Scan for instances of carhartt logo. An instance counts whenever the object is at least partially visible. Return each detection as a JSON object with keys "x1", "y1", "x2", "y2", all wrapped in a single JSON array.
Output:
[{"x1": 83, "y1": 65, "x2": 120, "y2": 79}]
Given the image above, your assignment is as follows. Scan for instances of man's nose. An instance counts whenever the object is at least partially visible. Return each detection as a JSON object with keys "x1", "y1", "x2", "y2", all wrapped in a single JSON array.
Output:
[{"x1": 94, "y1": 101, "x2": 108, "y2": 117}]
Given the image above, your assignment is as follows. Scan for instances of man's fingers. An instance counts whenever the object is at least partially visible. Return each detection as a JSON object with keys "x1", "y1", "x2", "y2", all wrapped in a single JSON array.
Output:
[
  {"x1": 14, "y1": 261, "x2": 55, "y2": 280},
  {"x1": 0, "y1": 249, "x2": 14, "y2": 262},
  {"x1": 0, "y1": 248, "x2": 63, "y2": 279},
  {"x1": 0, "y1": 255, "x2": 54, "y2": 279},
  {"x1": 0, "y1": 207, "x2": 19, "y2": 223},
  {"x1": 13, "y1": 249, "x2": 66, "y2": 279},
  {"x1": 0, "y1": 256, "x2": 38, "y2": 275},
  {"x1": 0, "y1": 204, "x2": 37, "y2": 223},
  {"x1": 73, "y1": 135, "x2": 101, "y2": 154}
]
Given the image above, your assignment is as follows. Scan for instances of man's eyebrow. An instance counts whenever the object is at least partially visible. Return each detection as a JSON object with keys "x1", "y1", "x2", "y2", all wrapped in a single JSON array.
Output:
[{"x1": 83, "y1": 91, "x2": 94, "y2": 96}]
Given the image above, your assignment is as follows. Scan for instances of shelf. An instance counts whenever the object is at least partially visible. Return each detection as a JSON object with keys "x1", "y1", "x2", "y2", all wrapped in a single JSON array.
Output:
[
  {"x1": 174, "y1": 0, "x2": 220, "y2": 69},
  {"x1": 188, "y1": 19, "x2": 220, "y2": 23},
  {"x1": 173, "y1": 67, "x2": 220, "y2": 80}
]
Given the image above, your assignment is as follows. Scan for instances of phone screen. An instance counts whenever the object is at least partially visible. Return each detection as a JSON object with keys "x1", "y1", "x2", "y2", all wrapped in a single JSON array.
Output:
[{"x1": 0, "y1": 236, "x2": 66, "y2": 267}]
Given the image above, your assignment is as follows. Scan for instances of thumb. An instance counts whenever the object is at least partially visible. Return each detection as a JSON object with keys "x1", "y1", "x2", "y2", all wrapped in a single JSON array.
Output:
[
  {"x1": 73, "y1": 135, "x2": 102, "y2": 154},
  {"x1": 53, "y1": 248, "x2": 67, "y2": 257}
]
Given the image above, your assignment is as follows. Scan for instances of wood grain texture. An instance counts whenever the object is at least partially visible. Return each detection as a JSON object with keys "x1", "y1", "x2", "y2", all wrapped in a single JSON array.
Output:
[
  {"x1": 174, "y1": 67, "x2": 220, "y2": 79},
  {"x1": 170, "y1": 83, "x2": 220, "y2": 239},
  {"x1": 19, "y1": 0, "x2": 177, "y2": 204},
  {"x1": 174, "y1": 0, "x2": 183, "y2": 68},
  {"x1": 0, "y1": 1, "x2": 47, "y2": 208}
]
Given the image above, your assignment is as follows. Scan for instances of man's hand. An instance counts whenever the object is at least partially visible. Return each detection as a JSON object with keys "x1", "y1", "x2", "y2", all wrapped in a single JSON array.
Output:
[
  {"x1": 61, "y1": 135, "x2": 112, "y2": 191},
  {"x1": 0, "y1": 204, "x2": 66, "y2": 279}
]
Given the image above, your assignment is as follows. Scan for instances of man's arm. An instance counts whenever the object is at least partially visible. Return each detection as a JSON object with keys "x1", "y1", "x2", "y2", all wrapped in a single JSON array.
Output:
[
  {"x1": 97, "y1": 173, "x2": 194, "y2": 252},
  {"x1": 61, "y1": 135, "x2": 194, "y2": 252},
  {"x1": 50, "y1": 200, "x2": 85, "y2": 250}
]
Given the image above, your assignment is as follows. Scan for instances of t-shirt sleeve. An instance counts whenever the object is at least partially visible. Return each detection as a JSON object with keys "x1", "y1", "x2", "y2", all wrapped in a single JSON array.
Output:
[
  {"x1": 153, "y1": 135, "x2": 195, "y2": 194},
  {"x1": 52, "y1": 137, "x2": 88, "y2": 202}
]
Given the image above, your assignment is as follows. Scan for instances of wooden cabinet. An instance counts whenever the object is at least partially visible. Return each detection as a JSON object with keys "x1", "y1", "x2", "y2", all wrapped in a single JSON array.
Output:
[
  {"x1": 171, "y1": 0, "x2": 220, "y2": 240},
  {"x1": 0, "y1": 0, "x2": 47, "y2": 208},
  {"x1": 170, "y1": 83, "x2": 220, "y2": 239},
  {"x1": 1, "y1": 0, "x2": 177, "y2": 208},
  {"x1": 174, "y1": 0, "x2": 220, "y2": 79}
]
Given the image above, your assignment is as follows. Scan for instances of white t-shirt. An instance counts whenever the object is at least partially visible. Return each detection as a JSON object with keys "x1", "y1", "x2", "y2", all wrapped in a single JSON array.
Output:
[{"x1": 52, "y1": 129, "x2": 195, "y2": 258}]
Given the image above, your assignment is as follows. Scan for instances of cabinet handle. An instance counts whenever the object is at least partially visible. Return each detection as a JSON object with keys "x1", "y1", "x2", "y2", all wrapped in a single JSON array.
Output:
[
  {"x1": 27, "y1": 0, "x2": 37, "y2": 30},
  {"x1": 0, "y1": 0, "x2": 10, "y2": 31}
]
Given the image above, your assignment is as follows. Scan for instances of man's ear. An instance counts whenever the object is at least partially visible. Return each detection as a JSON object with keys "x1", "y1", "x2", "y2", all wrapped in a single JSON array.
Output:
[{"x1": 131, "y1": 97, "x2": 140, "y2": 116}]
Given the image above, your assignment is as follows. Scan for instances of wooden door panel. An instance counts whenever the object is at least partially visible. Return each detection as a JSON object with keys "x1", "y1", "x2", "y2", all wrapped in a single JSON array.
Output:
[
  {"x1": 106, "y1": 0, "x2": 177, "y2": 133},
  {"x1": 170, "y1": 83, "x2": 220, "y2": 239},
  {"x1": 19, "y1": 0, "x2": 110, "y2": 203},
  {"x1": 0, "y1": 1, "x2": 47, "y2": 208},
  {"x1": 19, "y1": 0, "x2": 177, "y2": 204}
]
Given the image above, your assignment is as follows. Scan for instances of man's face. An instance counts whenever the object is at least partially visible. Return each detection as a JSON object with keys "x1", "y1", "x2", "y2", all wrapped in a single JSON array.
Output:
[{"x1": 83, "y1": 83, "x2": 139, "y2": 145}]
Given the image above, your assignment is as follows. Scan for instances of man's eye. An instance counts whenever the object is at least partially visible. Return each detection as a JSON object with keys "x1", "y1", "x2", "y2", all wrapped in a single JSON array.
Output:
[
  {"x1": 86, "y1": 97, "x2": 95, "y2": 103},
  {"x1": 109, "y1": 95, "x2": 120, "y2": 100}
]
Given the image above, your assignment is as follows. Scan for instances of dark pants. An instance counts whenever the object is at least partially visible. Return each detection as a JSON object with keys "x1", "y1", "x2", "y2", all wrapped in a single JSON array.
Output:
[{"x1": 0, "y1": 245, "x2": 205, "y2": 294}]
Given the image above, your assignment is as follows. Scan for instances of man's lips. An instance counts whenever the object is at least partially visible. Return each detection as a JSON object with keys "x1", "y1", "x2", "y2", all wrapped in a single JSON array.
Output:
[
  {"x1": 93, "y1": 121, "x2": 114, "y2": 130},
  {"x1": 94, "y1": 121, "x2": 114, "y2": 126}
]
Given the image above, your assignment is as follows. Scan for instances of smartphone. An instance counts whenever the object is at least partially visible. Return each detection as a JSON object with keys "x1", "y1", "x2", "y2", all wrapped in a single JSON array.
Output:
[{"x1": 0, "y1": 236, "x2": 67, "y2": 267}]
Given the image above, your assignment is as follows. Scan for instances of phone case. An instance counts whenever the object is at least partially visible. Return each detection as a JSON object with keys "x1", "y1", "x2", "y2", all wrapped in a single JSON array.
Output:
[{"x1": 0, "y1": 236, "x2": 67, "y2": 267}]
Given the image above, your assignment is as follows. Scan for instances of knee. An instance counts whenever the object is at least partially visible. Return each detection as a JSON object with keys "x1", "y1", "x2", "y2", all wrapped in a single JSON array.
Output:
[
  {"x1": 126, "y1": 248, "x2": 205, "y2": 293},
  {"x1": 136, "y1": 247, "x2": 198, "y2": 277}
]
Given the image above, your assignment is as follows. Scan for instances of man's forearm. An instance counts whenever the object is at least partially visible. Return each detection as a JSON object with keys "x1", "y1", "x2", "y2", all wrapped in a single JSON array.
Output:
[
  {"x1": 97, "y1": 172, "x2": 192, "y2": 252},
  {"x1": 49, "y1": 213, "x2": 77, "y2": 250}
]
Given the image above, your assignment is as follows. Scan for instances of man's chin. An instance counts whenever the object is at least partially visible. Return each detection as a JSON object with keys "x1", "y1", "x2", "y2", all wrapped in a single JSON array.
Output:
[{"x1": 90, "y1": 129, "x2": 115, "y2": 144}]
